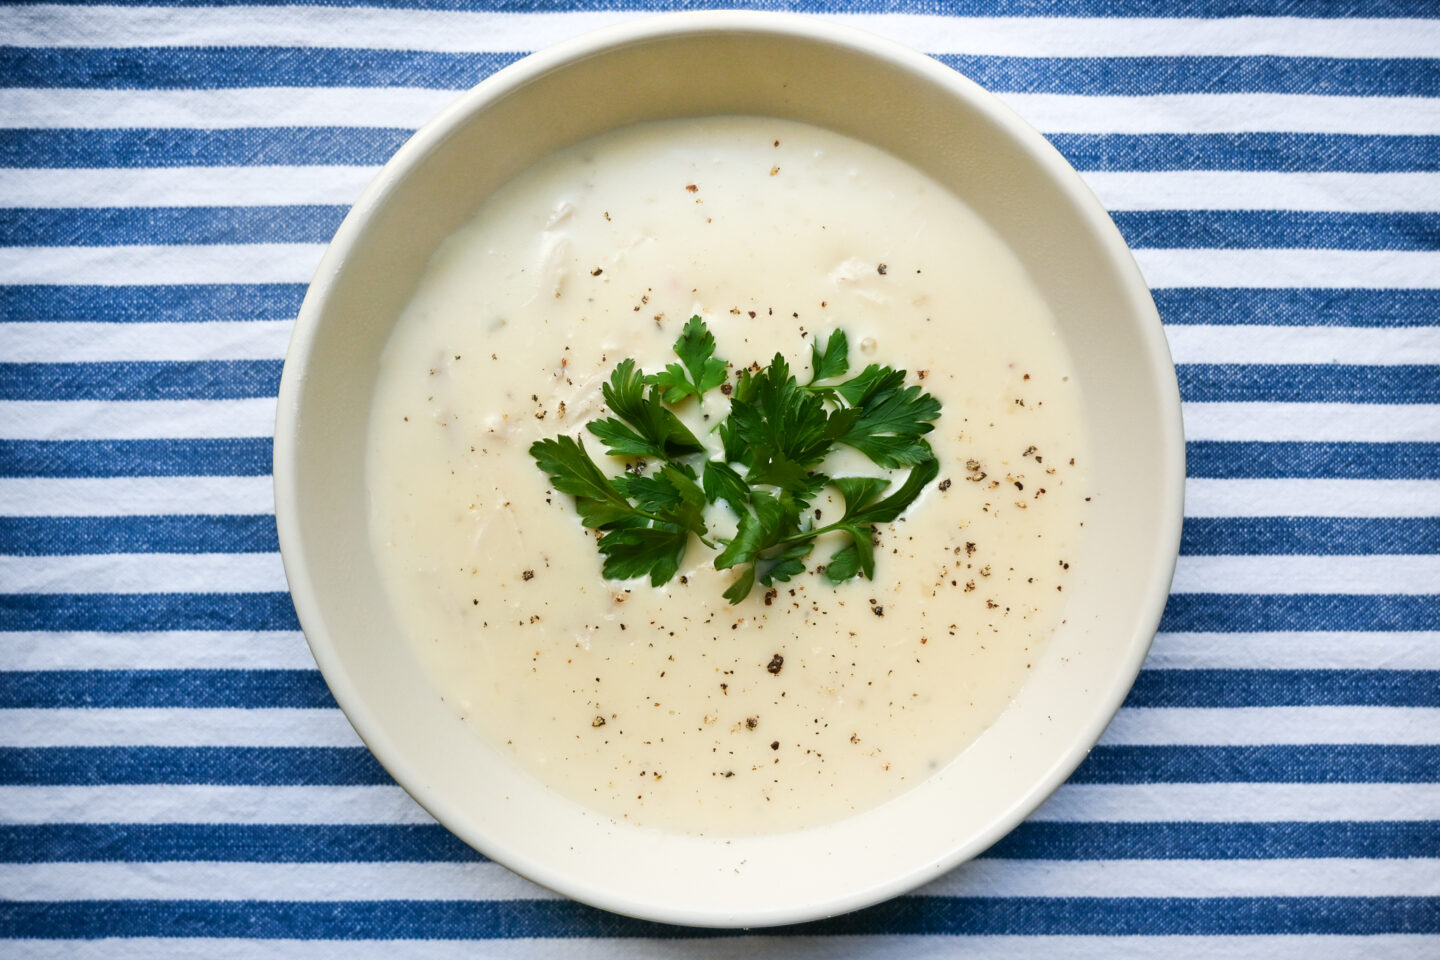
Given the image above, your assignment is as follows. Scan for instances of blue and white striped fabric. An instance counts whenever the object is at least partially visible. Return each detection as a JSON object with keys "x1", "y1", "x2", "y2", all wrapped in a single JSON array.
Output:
[{"x1": 1, "y1": 1, "x2": 1437, "y2": 954}]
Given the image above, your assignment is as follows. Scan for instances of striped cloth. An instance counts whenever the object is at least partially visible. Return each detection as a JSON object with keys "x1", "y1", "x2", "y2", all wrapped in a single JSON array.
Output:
[{"x1": 1, "y1": 0, "x2": 1437, "y2": 954}]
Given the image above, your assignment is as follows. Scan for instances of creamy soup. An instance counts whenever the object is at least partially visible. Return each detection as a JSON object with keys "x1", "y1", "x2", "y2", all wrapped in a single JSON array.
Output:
[{"x1": 367, "y1": 116, "x2": 1089, "y2": 835}]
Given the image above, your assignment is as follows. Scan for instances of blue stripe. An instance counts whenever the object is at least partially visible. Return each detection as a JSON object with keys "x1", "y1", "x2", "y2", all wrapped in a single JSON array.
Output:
[
  {"x1": 0, "y1": 206, "x2": 346, "y2": 247},
  {"x1": 0, "y1": 440, "x2": 1429, "y2": 481},
  {"x1": 0, "y1": 823, "x2": 485, "y2": 864},
  {"x1": 7, "y1": 129, "x2": 1437, "y2": 173},
  {"x1": 987, "y1": 821, "x2": 1440, "y2": 860},
  {"x1": 1113, "y1": 211, "x2": 1440, "y2": 251},
  {"x1": 1070, "y1": 745, "x2": 1440, "y2": 784},
  {"x1": 0, "y1": 515, "x2": 279, "y2": 555},
  {"x1": 3, "y1": 820, "x2": 1432, "y2": 863},
  {"x1": 1160, "y1": 594, "x2": 1440, "y2": 632},
  {"x1": 0, "y1": 896, "x2": 1435, "y2": 938},
  {"x1": 0, "y1": 669, "x2": 334, "y2": 708},
  {"x1": 1154, "y1": 289, "x2": 1440, "y2": 327},
  {"x1": 1050, "y1": 133, "x2": 1440, "y2": 173},
  {"x1": 1185, "y1": 442, "x2": 1440, "y2": 479},
  {"x1": 30, "y1": 285, "x2": 1429, "y2": 330},
  {"x1": 1, "y1": 595, "x2": 1435, "y2": 637},
  {"x1": 0, "y1": 47, "x2": 522, "y2": 91},
  {"x1": 1181, "y1": 517, "x2": 1440, "y2": 556},
  {"x1": 1124, "y1": 669, "x2": 1440, "y2": 707},
  {"x1": 6, "y1": 515, "x2": 1434, "y2": 560},
  {"x1": 9, "y1": 0, "x2": 1439, "y2": 16},
  {"x1": 0, "y1": 438, "x2": 273, "y2": 477},
  {"x1": 7, "y1": 207, "x2": 1437, "y2": 250},
  {"x1": 0, "y1": 593, "x2": 299, "y2": 631},
  {"x1": 1, "y1": 744, "x2": 1430, "y2": 786},
  {"x1": 0, "y1": 746, "x2": 390, "y2": 785},
  {"x1": 0, "y1": 360, "x2": 281, "y2": 401},
  {"x1": 5, "y1": 667, "x2": 1429, "y2": 709},
  {"x1": 5, "y1": 48, "x2": 1437, "y2": 96},
  {"x1": 0, "y1": 283, "x2": 305, "y2": 322},
  {"x1": 1177, "y1": 365, "x2": 1440, "y2": 403},
  {"x1": 937, "y1": 56, "x2": 1440, "y2": 97},
  {"x1": 0, "y1": 128, "x2": 408, "y2": 169},
  {"x1": 19, "y1": 514, "x2": 1429, "y2": 558},
  {"x1": 9, "y1": 360, "x2": 1433, "y2": 403}
]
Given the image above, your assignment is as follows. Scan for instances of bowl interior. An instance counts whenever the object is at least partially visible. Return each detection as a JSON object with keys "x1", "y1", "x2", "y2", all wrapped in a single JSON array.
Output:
[{"x1": 275, "y1": 13, "x2": 1183, "y2": 928}]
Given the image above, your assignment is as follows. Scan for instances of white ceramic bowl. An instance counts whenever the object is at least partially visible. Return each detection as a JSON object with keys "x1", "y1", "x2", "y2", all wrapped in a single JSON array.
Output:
[{"x1": 274, "y1": 11, "x2": 1183, "y2": 928}]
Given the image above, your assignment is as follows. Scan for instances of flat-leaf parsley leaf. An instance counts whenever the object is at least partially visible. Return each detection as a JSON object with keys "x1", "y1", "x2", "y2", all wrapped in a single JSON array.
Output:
[{"x1": 647, "y1": 314, "x2": 729, "y2": 404}]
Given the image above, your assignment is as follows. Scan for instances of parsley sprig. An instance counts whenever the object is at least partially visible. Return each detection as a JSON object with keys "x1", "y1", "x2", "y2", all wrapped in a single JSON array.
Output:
[{"x1": 529, "y1": 315, "x2": 941, "y2": 602}]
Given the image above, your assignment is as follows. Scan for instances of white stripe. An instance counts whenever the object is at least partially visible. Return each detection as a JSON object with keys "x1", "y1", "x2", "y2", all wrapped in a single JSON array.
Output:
[
  {"x1": 5, "y1": 88, "x2": 1439, "y2": 135},
  {"x1": 861, "y1": 15, "x2": 1440, "y2": 58},
  {"x1": 0, "y1": 477, "x2": 276, "y2": 518},
  {"x1": 0, "y1": 7, "x2": 638, "y2": 53},
  {"x1": 1165, "y1": 326, "x2": 1440, "y2": 366},
  {"x1": 1001, "y1": 93, "x2": 1440, "y2": 135},
  {"x1": 0, "y1": 245, "x2": 324, "y2": 285},
  {"x1": 1147, "y1": 631, "x2": 1440, "y2": 670},
  {"x1": 2, "y1": 552, "x2": 1430, "y2": 597},
  {"x1": 3, "y1": 705, "x2": 1429, "y2": 749},
  {"x1": 8, "y1": 167, "x2": 1439, "y2": 215},
  {"x1": 1136, "y1": 249, "x2": 1440, "y2": 289},
  {"x1": 0, "y1": 631, "x2": 314, "y2": 671},
  {"x1": 9, "y1": 246, "x2": 1434, "y2": 292},
  {"x1": 0, "y1": 321, "x2": 295, "y2": 362},
  {"x1": 0, "y1": 861, "x2": 554, "y2": 902},
  {"x1": 0, "y1": 857, "x2": 1430, "y2": 902},
  {"x1": 0, "y1": 88, "x2": 456, "y2": 130},
  {"x1": 6, "y1": 251, "x2": 1439, "y2": 297},
  {"x1": 1099, "y1": 707, "x2": 1440, "y2": 747},
  {"x1": 16, "y1": 626, "x2": 1419, "y2": 674},
  {"x1": 0, "y1": 552, "x2": 287, "y2": 594},
  {"x1": 1180, "y1": 402, "x2": 1440, "y2": 442},
  {"x1": 0, "y1": 398, "x2": 276, "y2": 440},
  {"x1": 1033, "y1": 782, "x2": 1440, "y2": 823},
  {"x1": 14, "y1": 626, "x2": 1425, "y2": 673},
  {"x1": 5, "y1": 7, "x2": 1439, "y2": 57},
  {"x1": 0, "y1": 167, "x2": 376, "y2": 209},
  {"x1": 0, "y1": 709, "x2": 359, "y2": 748},
  {"x1": 8, "y1": 476, "x2": 1430, "y2": 523},
  {"x1": 1184, "y1": 479, "x2": 1440, "y2": 518},
  {"x1": 2, "y1": 552, "x2": 1431, "y2": 599},
  {"x1": 0, "y1": 785, "x2": 431, "y2": 825},
  {"x1": 921, "y1": 858, "x2": 1440, "y2": 898},
  {"x1": 1170, "y1": 554, "x2": 1440, "y2": 595},
  {"x1": 6, "y1": 781, "x2": 1436, "y2": 827},
  {"x1": 1088, "y1": 171, "x2": 1440, "y2": 213},
  {"x1": 5, "y1": 936, "x2": 1437, "y2": 960}
]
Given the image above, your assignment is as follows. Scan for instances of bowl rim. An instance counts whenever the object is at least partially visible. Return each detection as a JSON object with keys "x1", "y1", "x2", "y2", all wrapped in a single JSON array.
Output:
[{"x1": 274, "y1": 8, "x2": 1185, "y2": 928}]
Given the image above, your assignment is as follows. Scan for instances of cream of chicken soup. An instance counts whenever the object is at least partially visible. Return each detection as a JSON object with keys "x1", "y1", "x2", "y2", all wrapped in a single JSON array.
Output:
[{"x1": 367, "y1": 116, "x2": 1089, "y2": 835}]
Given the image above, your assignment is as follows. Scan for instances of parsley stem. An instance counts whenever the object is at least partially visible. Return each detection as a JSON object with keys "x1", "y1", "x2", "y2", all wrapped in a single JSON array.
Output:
[
  {"x1": 627, "y1": 504, "x2": 715, "y2": 548},
  {"x1": 775, "y1": 521, "x2": 845, "y2": 546}
]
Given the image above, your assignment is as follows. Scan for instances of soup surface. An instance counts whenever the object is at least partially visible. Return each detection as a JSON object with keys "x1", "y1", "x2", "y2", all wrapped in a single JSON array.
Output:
[{"x1": 367, "y1": 116, "x2": 1089, "y2": 835}]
